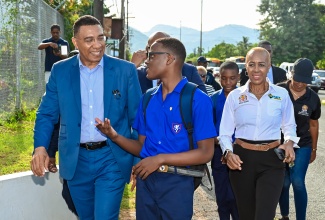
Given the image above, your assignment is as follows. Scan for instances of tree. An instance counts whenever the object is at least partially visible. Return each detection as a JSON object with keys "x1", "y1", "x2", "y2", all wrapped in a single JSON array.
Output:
[
  {"x1": 258, "y1": 0, "x2": 325, "y2": 65},
  {"x1": 206, "y1": 42, "x2": 238, "y2": 60},
  {"x1": 237, "y1": 36, "x2": 252, "y2": 56},
  {"x1": 43, "y1": 0, "x2": 110, "y2": 50}
]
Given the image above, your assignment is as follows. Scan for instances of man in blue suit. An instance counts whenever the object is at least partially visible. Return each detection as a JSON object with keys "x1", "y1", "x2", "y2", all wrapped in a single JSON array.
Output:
[
  {"x1": 131, "y1": 31, "x2": 207, "y2": 94},
  {"x1": 31, "y1": 15, "x2": 141, "y2": 219}
]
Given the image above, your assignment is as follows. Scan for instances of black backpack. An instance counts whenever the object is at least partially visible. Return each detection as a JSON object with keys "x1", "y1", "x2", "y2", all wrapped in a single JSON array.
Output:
[{"x1": 142, "y1": 82, "x2": 212, "y2": 191}]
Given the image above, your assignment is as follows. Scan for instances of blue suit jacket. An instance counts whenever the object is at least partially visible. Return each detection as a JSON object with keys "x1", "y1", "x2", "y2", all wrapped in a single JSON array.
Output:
[
  {"x1": 34, "y1": 54, "x2": 142, "y2": 182},
  {"x1": 137, "y1": 63, "x2": 207, "y2": 94}
]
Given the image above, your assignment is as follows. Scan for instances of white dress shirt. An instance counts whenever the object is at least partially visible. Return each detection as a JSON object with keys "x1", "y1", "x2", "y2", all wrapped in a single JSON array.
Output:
[{"x1": 218, "y1": 79, "x2": 299, "y2": 153}]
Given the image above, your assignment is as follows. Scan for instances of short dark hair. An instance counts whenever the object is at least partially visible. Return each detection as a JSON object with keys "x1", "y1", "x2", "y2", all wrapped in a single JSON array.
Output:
[
  {"x1": 73, "y1": 15, "x2": 102, "y2": 36},
  {"x1": 258, "y1": 40, "x2": 272, "y2": 47},
  {"x1": 220, "y1": 61, "x2": 239, "y2": 73},
  {"x1": 155, "y1": 37, "x2": 186, "y2": 63},
  {"x1": 51, "y1": 24, "x2": 60, "y2": 31}
]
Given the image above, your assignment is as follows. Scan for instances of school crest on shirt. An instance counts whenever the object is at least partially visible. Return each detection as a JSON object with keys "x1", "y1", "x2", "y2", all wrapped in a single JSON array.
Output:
[
  {"x1": 298, "y1": 105, "x2": 309, "y2": 116},
  {"x1": 238, "y1": 94, "x2": 248, "y2": 104},
  {"x1": 172, "y1": 123, "x2": 182, "y2": 134}
]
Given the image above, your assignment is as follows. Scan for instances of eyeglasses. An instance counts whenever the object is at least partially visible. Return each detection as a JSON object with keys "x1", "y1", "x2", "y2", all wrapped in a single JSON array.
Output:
[
  {"x1": 146, "y1": 52, "x2": 170, "y2": 61},
  {"x1": 199, "y1": 74, "x2": 207, "y2": 78}
]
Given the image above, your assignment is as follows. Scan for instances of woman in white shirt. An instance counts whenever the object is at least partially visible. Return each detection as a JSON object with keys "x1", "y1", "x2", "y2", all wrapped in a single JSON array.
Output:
[{"x1": 218, "y1": 47, "x2": 299, "y2": 220}]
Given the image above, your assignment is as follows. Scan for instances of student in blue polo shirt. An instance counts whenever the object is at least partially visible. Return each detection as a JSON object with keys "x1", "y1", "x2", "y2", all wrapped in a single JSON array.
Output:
[{"x1": 95, "y1": 37, "x2": 216, "y2": 219}]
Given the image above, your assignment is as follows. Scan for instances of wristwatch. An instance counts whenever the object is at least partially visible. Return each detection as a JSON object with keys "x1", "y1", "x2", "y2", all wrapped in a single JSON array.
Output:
[
  {"x1": 221, "y1": 149, "x2": 232, "y2": 164},
  {"x1": 223, "y1": 149, "x2": 232, "y2": 159}
]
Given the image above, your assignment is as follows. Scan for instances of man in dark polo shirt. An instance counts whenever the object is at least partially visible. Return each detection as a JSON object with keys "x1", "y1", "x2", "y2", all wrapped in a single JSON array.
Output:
[
  {"x1": 38, "y1": 24, "x2": 69, "y2": 83},
  {"x1": 37, "y1": 24, "x2": 69, "y2": 173}
]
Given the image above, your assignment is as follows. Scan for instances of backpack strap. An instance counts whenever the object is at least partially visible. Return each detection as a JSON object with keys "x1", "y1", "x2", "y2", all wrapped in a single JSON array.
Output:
[
  {"x1": 179, "y1": 82, "x2": 197, "y2": 150},
  {"x1": 180, "y1": 82, "x2": 213, "y2": 191},
  {"x1": 142, "y1": 86, "x2": 158, "y2": 123}
]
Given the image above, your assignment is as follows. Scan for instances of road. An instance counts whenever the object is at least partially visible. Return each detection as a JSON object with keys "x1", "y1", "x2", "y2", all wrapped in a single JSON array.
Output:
[
  {"x1": 120, "y1": 90, "x2": 325, "y2": 220},
  {"x1": 192, "y1": 89, "x2": 325, "y2": 220}
]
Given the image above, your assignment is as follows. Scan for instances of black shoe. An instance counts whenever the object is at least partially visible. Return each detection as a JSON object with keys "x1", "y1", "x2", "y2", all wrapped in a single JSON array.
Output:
[{"x1": 279, "y1": 217, "x2": 289, "y2": 220}]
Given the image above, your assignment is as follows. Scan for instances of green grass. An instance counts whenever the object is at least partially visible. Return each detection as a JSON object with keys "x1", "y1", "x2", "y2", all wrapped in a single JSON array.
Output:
[{"x1": 0, "y1": 109, "x2": 135, "y2": 209}]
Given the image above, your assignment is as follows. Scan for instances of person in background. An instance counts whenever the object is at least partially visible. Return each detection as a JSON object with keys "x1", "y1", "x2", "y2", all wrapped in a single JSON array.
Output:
[
  {"x1": 197, "y1": 56, "x2": 222, "y2": 91},
  {"x1": 37, "y1": 24, "x2": 70, "y2": 173},
  {"x1": 210, "y1": 61, "x2": 239, "y2": 220},
  {"x1": 31, "y1": 15, "x2": 141, "y2": 219},
  {"x1": 38, "y1": 24, "x2": 70, "y2": 83},
  {"x1": 276, "y1": 58, "x2": 321, "y2": 220},
  {"x1": 219, "y1": 47, "x2": 299, "y2": 220},
  {"x1": 240, "y1": 40, "x2": 287, "y2": 86},
  {"x1": 131, "y1": 31, "x2": 207, "y2": 94},
  {"x1": 197, "y1": 66, "x2": 215, "y2": 95},
  {"x1": 96, "y1": 37, "x2": 216, "y2": 219}
]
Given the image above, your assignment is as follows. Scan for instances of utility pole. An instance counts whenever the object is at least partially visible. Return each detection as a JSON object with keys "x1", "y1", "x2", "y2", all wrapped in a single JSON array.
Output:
[
  {"x1": 126, "y1": 0, "x2": 129, "y2": 44},
  {"x1": 200, "y1": 0, "x2": 203, "y2": 56},
  {"x1": 180, "y1": 21, "x2": 181, "y2": 41},
  {"x1": 119, "y1": 0, "x2": 125, "y2": 59},
  {"x1": 93, "y1": 0, "x2": 104, "y2": 25}
]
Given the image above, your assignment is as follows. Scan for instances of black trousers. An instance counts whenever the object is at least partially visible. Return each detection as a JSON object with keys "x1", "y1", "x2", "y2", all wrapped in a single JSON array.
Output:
[
  {"x1": 229, "y1": 143, "x2": 285, "y2": 220},
  {"x1": 47, "y1": 119, "x2": 60, "y2": 158}
]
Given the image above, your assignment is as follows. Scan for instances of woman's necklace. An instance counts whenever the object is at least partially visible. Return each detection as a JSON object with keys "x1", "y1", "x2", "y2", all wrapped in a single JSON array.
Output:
[
  {"x1": 290, "y1": 84, "x2": 305, "y2": 99},
  {"x1": 249, "y1": 82, "x2": 268, "y2": 99}
]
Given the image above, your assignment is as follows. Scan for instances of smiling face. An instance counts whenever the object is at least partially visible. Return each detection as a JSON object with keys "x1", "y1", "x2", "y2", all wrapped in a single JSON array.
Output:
[
  {"x1": 72, "y1": 25, "x2": 105, "y2": 69},
  {"x1": 245, "y1": 48, "x2": 271, "y2": 85}
]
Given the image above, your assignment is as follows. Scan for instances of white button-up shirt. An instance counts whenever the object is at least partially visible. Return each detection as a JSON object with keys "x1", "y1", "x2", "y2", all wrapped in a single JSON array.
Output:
[{"x1": 218, "y1": 79, "x2": 299, "y2": 153}]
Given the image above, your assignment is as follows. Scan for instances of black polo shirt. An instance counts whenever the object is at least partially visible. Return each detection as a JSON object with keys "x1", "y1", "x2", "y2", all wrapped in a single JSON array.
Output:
[{"x1": 278, "y1": 81, "x2": 321, "y2": 147}]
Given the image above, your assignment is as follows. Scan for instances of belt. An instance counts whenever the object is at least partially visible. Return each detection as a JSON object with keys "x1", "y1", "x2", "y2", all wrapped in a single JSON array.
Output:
[
  {"x1": 157, "y1": 165, "x2": 205, "y2": 177},
  {"x1": 80, "y1": 141, "x2": 107, "y2": 150},
  {"x1": 235, "y1": 138, "x2": 280, "y2": 151}
]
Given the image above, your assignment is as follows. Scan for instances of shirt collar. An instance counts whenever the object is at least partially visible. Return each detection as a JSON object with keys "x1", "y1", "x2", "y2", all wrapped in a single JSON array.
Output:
[
  {"x1": 78, "y1": 56, "x2": 104, "y2": 69},
  {"x1": 153, "y1": 77, "x2": 188, "y2": 96},
  {"x1": 239, "y1": 78, "x2": 276, "y2": 94}
]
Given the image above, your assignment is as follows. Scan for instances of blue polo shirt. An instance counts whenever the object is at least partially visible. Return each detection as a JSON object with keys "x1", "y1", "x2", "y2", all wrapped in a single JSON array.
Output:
[
  {"x1": 42, "y1": 37, "x2": 69, "y2": 71},
  {"x1": 133, "y1": 78, "x2": 217, "y2": 158},
  {"x1": 211, "y1": 89, "x2": 236, "y2": 141},
  {"x1": 211, "y1": 89, "x2": 226, "y2": 137}
]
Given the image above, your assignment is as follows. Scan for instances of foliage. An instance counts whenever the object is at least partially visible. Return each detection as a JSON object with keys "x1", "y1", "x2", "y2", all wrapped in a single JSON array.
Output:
[
  {"x1": 187, "y1": 38, "x2": 257, "y2": 64},
  {"x1": 237, "y1": 37, "x2": 253, "y2": 56},
  {"x1": 0, "y1": 108, "x2": 135, "y2": 210},
  {"x1": 0, "y1": 108, "x2": 35, "y2": 175},
  {"x1": 43, "y1": 0, "x2": 110, "y2": 50},
  {"x1": 121, "y1": 184, "x2": 136, "y2": 210},
  {"x1": 258, "y1": 0, "x2": 325, "y2": 66}
]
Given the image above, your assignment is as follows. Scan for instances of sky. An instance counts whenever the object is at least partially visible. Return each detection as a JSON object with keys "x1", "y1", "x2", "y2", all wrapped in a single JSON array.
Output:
[{"x1": 108, "y1": 0, "x2": 325, "y2": 32}]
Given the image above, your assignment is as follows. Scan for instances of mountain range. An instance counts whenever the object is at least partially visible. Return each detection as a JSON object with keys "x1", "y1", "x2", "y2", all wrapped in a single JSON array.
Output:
[{"x1": 128, "y1": 24, "x2": 260, "y2": 55}]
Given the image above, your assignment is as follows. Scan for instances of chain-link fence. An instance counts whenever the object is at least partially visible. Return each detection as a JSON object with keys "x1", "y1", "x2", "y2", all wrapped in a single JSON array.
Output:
[{"x1": 0, "y1": 0, "x2": 65, "y2": 120}]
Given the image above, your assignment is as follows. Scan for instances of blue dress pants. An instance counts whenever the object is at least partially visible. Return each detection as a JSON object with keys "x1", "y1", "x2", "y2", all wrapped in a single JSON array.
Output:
[
  {"x1": 279, "y1": 146, "x2": 312, "y2": 220},
  {"x1": 136, "y1": 171, "x2": 194, "y2": 220},
  {"x1": 211, "y1": 145, "x2": 239, "y2": 220},
  {"x1": 68, "y1": 146, "x2": 125, "y2": 220}
]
